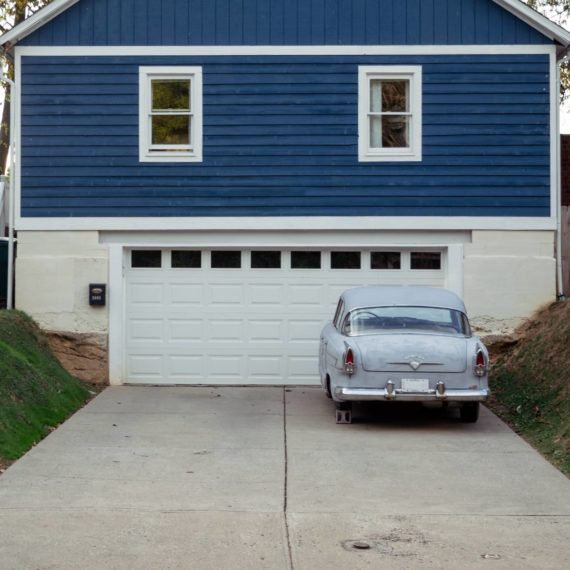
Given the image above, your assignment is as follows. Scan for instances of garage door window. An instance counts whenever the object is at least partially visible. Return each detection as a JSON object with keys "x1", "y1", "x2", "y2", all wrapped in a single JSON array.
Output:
[
  {"x1": 131, "y1": 250, "x2": 162, "y2": 268},
  {"x1": 291, "y1": 251, "x2": 321, "y2": 269},
  {"x1": 171, "y1": 250, "x2": 201, "y2": 268},
  {"x1": 211, "y1": 250, "x2": 241, "y2": 268},
  {"x1": 411, "y1": 252, "x2": 441, "y2": 270},
  {"x1": 331, "y1": 252, "x2": 361, "y2": 269},
  {"x1": 371, "y1": 251, "x2": 401, "y2": 270},
  {"x1": 251, "y1": 251, "x2": 281, "y2": 269}
]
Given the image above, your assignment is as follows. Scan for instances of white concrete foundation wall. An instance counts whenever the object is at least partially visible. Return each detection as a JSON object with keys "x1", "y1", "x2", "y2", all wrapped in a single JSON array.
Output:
[
  {"x1": 16, "y1": 231, "x2": 109, "y2": 334},
  {"x1": 14, "y1": 229, "x2": 557, "y2": 340},
  {"x1": 464, "y1": 230, "x2": 556, "y2": 335}
]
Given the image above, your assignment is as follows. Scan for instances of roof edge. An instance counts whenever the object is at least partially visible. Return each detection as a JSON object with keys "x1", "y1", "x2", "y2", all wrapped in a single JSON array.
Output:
[
  {"x1": 0, "y1": 0, "x2": 79, "y2": 48},
  {"x1": 0, "y1": 0, "x2": 569, "y2": 50},
  {"x1": 493, "y1": 0, "x2": 570, "y2": 48}
]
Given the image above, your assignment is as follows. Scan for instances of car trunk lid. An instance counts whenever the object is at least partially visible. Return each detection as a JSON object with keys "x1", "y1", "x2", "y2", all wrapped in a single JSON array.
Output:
[{"x1": 357, "y1": 334, "x2": 468, "y2": 373}]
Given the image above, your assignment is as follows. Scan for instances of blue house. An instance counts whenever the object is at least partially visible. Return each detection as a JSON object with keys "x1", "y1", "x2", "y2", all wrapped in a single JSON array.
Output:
[{"x1": 1, "y1": 0, "x2": 568, "y2": 385}]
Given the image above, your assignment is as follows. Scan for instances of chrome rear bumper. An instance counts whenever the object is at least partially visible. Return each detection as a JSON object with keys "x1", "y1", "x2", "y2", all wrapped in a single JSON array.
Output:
[{"x1": 335, "y1": 385, "x2": 489, "y2": 402}]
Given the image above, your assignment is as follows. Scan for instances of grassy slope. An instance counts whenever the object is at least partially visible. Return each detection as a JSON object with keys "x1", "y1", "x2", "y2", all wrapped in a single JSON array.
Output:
[
  {"x1": 0, "y1": 311, "x2": 90, "y2": 462},
  {"x1": 489, "y1": 300, "x2": 570, "y2": 475}
]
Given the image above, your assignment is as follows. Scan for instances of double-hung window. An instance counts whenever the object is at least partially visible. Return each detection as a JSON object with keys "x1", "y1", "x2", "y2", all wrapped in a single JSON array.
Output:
[
  {"x1": 139, "y1": 67, "x2": 203, "y2": 162},
  {"x1": 358, "y1": 66, "x2": 422, "y2": 162}
]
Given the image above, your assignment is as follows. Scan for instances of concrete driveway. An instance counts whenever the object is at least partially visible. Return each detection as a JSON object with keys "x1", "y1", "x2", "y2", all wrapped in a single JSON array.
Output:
[{"x1": 1, "y1": 386, "x2": 569, "y2": 569}]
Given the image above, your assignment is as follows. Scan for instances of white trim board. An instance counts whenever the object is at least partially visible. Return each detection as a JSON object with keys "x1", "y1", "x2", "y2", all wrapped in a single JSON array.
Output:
[
  {"x1": 98, "y1": 229, "x2": 472, "y2": 248},
  {"x1": 15, "y1": 216, "x2": 558, "y2": 232},
  {"x1": 0, "y1": 0, "x2": 79, "y2": 48},
  {"x1": 2, "y1": 0, "x2": 569, "y2": 49},
  {"x1": 14, "y1": 44, "x2": 557, "y2": 57}
]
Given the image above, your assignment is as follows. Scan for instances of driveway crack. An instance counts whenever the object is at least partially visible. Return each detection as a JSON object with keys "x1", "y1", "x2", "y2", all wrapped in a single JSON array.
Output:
[{"x1": 283, "y1": 387, "x2": 294, "y2": 570}]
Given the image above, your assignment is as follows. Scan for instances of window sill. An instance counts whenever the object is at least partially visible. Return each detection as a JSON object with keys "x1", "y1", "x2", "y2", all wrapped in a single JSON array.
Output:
[
  {"x1": 358, "y1": 151, "x2": 422, "y2": 163},
  {"x1": 139, "y1": 152, "x2": 203, "y2": 163}
]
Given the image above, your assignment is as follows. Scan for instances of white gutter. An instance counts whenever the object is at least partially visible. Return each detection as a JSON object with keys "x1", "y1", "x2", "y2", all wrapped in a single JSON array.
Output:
[{"x1": 0, "y1": 69, "x2": 16, "y2": 309}]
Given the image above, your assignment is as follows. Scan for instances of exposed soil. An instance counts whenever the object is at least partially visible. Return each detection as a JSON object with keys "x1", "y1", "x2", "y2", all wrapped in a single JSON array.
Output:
[{"x1": 488, "y1": 299, "x2": 570, "y2": 475}]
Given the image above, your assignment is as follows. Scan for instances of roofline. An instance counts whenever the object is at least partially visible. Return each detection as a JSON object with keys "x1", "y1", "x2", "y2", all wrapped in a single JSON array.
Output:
[
  {"x1": 493, "y1": 0, "x2": 570, "y2": 48},
  {"x1": 0, "y1": 0, "x2": 569, "y2": 50},
  {"x1": 0, "y1": 0, "x2": 79, "y2": 48}
]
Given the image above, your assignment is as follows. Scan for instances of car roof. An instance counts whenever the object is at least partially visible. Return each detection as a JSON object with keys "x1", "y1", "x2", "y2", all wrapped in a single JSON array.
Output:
[{"x1": 341, "y1": 286, "x2": 467, "y2": 313}]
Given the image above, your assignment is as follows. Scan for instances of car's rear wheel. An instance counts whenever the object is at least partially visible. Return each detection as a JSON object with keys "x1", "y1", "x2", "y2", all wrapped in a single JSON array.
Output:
[
  {"x1": 325, "y1": 376, "x2": 332, "y2": 399},
  {"x1": 460, "y1": 402, "x2": 480, "y2": 423}
]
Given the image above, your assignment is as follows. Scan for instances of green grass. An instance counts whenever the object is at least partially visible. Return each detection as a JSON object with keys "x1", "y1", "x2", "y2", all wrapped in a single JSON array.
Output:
[
  {"x1": 0, "y1": 310, "x2": 90, "y2": 461},
  {"x1": 489, "y1": 300, "x2": 570, "y2": 476}
]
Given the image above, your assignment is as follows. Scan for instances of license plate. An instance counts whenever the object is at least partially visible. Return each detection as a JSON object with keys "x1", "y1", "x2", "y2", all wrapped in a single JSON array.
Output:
[{"x1": 401, "y1": 378, "x2": 430, "y2": 393}]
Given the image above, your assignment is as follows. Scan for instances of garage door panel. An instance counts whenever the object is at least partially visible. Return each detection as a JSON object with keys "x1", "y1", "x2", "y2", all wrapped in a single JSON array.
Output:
[
  {"x1": 288, "y1": 355, "x2": 318, "y2": 381},
  {"x1": 124, "y1": 247, "x2": 446, "y2": 385},
  {"x1": 127, "y1": 354, "x2": 163, "y2": 380},
  {"x1": 248, "y1": 320, "x2": 285, "y2": 342},
  {"x1": 288, "y1": 319, "x2": 326, "y2": 342},
  {"x1": 126, "y1": 318, "x2": 164, "y2": 341},
  {"x1": 168, "y1": 283, "x2": 204, "y2": 306},
  {"x1": 288, "y1": 284, "x2": 325, "y2": 306},
  {"x1": 167, "y1": 355, "x2": 204, "y2": 380},
  {"x1": 248, "y1": 356, "x2": 285, "y2": 380},
  {"x1": 208, "y1": 319, "x2": 245, "y2": 342},
  {"x1": 128, "y1": 283, "x2": 163, "y2": 305},
  {"x1": 209, "y1": 283, "x2": 244, "y2": 305},
  {"x1": 168, "y1": 319, "x2": 204, "y2": 342},
  {"x1": 207, "y1": 355, "x2": 246, "y2": 380},
  {"x1": 248, "y1": 284, "x2": 286, "y2": 306}
]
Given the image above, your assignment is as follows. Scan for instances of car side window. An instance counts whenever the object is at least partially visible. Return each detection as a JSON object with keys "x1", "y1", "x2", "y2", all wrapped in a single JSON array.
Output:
[{"x1": 333, "y1": 299, "x2": 344, "y2": 330}]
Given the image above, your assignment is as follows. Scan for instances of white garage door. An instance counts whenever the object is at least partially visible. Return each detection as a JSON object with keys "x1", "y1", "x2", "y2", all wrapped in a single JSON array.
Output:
[{"x1": 124, "y1": 248, "x2": 446, "y2": 385}]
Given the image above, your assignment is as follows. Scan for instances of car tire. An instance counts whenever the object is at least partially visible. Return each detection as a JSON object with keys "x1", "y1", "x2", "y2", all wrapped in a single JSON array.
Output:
[
  {"x1": 460, "y1": 402, "x2": 480, "y2": 423},
  {"x1": 325, "y1": 376, "x2": 332, "y2": 399}
]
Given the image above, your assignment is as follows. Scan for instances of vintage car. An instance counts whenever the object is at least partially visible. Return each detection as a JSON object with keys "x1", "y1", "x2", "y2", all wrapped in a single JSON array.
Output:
[{"x1": 319, "y1": 286, "x2": 489, "y2": 424}]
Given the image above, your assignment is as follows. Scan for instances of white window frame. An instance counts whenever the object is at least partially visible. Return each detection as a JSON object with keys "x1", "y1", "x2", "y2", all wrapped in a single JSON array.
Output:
[
  {"x1": 358, "y1": 65, "x2": 422, "y2": 162},
  {"x1": 139, "y1": 66, "x2": 203, "y2": 162}
]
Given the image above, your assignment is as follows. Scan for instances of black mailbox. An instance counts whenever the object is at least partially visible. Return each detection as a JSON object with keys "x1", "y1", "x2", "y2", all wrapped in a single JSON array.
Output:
[{"x1": 89, "y1": 284, "x2": 106, "y2": 306}]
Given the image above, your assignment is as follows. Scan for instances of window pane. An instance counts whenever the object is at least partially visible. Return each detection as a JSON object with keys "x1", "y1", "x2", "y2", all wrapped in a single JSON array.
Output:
[
  {"x1": 132, "y1": 250, "x2": 161, "y2": 268},
  {"x1": 172, "y1": 250, "x2": 201, "y2": 268},
  {"x1": 371, "y1": 252, "x2": 401, "y2": 270},
  {"x1": 152, "y1": 115, "x2": 190, "y2": 145},
  {"x1": 370, "y1": 116, "x2": 382, "y2": 148},
  {"x1": 370, "y1": 79, "x2": 382, "y2": 112},
  {"x1": 382, "y1": 115, "x2": 409, "y2": 148},
  {"x1": 331, "y1": 252, "x2": 361, "y2": 269},
  {"x1": 152, "y1": 79, "x2": 190, "y2": 111},
  {"x1": 411, "y1": 252, "x2": 442, "y2": 270},
  {"x1": 291, "y1": 251, "x2": 321, "y2": 269},
  {"x1": 211, "y1": 250, "x2": 241, "y2": 268},
  {"x1": 251, "y1": 251, "x2": 281, "y2": 269},
  {"x1": 382, "y1": 80, "x2": 408, "y2": 112}
]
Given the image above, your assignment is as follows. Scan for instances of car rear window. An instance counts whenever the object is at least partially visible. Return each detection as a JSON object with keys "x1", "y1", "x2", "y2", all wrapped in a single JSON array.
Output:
[{"x1": 343, "y1": 306, "x2": 470, "y2": 337}]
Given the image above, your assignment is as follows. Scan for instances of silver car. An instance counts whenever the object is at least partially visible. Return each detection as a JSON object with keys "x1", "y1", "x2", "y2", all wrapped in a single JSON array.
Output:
[{"x1": 319, "y1": 286, "x2": 489, "y2": 424}]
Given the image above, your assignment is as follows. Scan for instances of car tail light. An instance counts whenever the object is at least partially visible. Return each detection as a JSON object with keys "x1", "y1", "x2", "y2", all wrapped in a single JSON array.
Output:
[
  {"x1": 474, "y1": 348, "x2": 487, "y2": 377},
  {"x1": 344, "y1": 346, "x2": 355, "y2": 376}
]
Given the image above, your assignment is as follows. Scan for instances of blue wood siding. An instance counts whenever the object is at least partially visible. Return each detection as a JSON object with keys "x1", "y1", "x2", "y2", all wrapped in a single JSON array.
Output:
[
  {"x1": 20, "y1": 54, "x2": 551, "y2": 218},
  {"x1": 20, "y1": 0, "x2": 552, "y2": 46}
]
